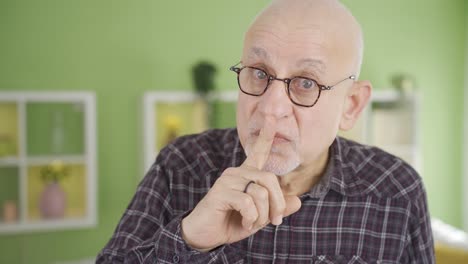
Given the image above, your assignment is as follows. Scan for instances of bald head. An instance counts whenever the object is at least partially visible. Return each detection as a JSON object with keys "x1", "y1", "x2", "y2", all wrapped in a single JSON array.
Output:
[{"x1": 244, "y1": 0, "x2": 363, "y2": 78}]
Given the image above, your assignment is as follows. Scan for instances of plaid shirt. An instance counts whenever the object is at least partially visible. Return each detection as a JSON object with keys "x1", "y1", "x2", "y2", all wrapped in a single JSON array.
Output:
[{"x1": 97, "y1": 128, "x2": 434, "y2": 263}]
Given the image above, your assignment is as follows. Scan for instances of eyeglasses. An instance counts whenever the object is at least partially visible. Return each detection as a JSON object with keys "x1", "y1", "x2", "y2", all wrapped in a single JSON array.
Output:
[{"x1": 230, "y1": 62, "x2": 356, "y2": 107}]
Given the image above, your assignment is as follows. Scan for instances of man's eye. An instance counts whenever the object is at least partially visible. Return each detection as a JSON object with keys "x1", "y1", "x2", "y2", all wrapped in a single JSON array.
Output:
[
  {"x1": 254, "y1": 69, "x2": 267, "y2": 80},
  {"x1": 300, "y1": 78, "x2": 315, "y2": 89}
]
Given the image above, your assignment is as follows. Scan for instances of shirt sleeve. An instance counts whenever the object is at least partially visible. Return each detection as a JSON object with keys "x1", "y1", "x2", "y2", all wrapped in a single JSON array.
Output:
[
  {"x1": 405, "y1": 183, "x2": 435, "y2": 263},
  {"x1": 95, "y1": 148, "x2": 244, "y2": 263}
]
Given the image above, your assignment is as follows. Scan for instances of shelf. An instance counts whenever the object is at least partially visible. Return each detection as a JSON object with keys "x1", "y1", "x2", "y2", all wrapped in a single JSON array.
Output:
[
  {"x1": 142, "y1": 90, "x2": 238, "y2": 173},
  {"x1": 340, "y1": 91, "x2": 421, "y2": 173},
  {"x1": 0, "y1": 156, "x2": 20, "y2": 167},
  {"x1": 0, "y1": 92, "x2": 96, "y2": 234},
  {"x1": 154, "y1": 100, "x2": 208, "y2": 152},
  {"x1": 26, "y1": 155, "x2": 86, "y2": 166},
  {"x1": 370, "y1": 89, "x2": 415, "y2": 102},
  {"x1": 0, "y1": 218, "x2": 95, "y2": 234}
]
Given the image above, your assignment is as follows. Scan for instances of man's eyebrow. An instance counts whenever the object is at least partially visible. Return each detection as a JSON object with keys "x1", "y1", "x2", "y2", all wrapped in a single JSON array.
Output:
[
  {"x1": 296, "y1": 58, "x2": 326, "y2": 74},
  {"x1": 247, "y1": 46, "x2": 270, "y2": 60}
]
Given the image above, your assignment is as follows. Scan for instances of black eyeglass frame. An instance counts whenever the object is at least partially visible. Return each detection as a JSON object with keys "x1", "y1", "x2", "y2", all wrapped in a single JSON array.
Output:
[{"x1": 230, "y1": 62, "x2": 356, "y2": 107}]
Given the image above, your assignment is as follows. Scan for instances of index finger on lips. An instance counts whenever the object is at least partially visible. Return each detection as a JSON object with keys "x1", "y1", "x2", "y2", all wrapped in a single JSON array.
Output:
[
  {"x1": 242, "y1": 119, "x2": 276, "y2": 170},
  {"x1": 241, "y1": 119, "x2": 285, "y2": 225}
]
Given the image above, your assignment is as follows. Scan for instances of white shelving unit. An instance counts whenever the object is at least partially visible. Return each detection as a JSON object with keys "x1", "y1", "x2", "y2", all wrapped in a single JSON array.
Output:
[
  {"x1": 0, "y1": 91, "x2": 97, "y2": 234},
  {"x1": 141, "y1": 90, "x2": 237, "y2": 174},
  {"x1": 339, "y1": 90, "x2": 422, "y2": 173}
]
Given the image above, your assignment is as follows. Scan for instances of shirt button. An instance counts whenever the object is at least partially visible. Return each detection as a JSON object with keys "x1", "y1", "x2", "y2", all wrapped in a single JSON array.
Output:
[{"x1": 172, "y1": 254, "x2": 180, "y2": 263}]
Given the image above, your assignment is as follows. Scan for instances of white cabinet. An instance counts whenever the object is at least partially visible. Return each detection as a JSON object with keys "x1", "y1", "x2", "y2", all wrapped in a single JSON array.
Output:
[
  {"x1": 0, "y1": 92, "x2": 97, "y2": 233},
  {"x1": 141, "y1": 91, "x2": 237, "y2": 174},
  {"x1": 339, "y1": 90, "x2": 422, "y2": 173}
]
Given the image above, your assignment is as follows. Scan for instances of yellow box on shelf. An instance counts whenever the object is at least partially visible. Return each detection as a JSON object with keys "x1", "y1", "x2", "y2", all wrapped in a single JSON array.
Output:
[{"x1": 0, "y1": 103, "x2": 19, "y2": 158}]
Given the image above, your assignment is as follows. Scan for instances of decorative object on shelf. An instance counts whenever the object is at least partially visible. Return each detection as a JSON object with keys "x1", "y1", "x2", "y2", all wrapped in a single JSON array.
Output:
[
  {"x1": 51, "y1": 111, "x2": 65, "y2": 155},
  {"x1": 39, "y1": 160, "x2": 69, "y2": 219},
  {"x1": 391, "y1": 73, "x2": 415, "y2": 95},
  {"x1": 3, "y1": 200, "x2": 18, "y2": 223},
  {"x1": 192, "y1": 61, "x2": 218, "y2": 127},
  {"x1": 163, "y1": 115, "x2": 182, "y2": 146}
]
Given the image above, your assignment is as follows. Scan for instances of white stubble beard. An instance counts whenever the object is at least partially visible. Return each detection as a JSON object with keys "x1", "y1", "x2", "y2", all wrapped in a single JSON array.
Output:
[{"x1": 245, "y1": 139, "x2": 301, "y2": 176}]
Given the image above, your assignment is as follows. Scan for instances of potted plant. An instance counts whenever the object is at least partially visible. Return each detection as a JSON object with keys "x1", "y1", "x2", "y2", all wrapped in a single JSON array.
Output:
[
  {"x1": 192, "y1": 61, "x2": 217, "y2": 128},
  {"x1": 39, "y1": 160, "x2": 69, "y2": 219},
  {"x1": 192, "y1": 61, "x2": 217, "y2": 96}
]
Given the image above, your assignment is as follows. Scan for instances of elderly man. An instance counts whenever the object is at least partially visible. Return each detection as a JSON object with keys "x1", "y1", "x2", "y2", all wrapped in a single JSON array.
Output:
[{"x1": 97, "y1": 0, "x2": 434, "y2": 263}]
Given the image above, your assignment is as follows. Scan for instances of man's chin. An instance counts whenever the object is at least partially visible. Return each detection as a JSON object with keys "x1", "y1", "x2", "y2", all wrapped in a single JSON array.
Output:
[{"x1": 263, "y1": 156, "x2": 300, "y2": 176}]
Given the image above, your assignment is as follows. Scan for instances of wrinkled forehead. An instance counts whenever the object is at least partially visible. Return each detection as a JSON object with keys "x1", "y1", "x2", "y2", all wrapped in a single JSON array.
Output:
[
  {"x1": 245, "y1": 45, "x2": 327, "y2": 75},
  {"x1": 242, "y1": 21, "x2": 343, "y2": 78},
  {"x1": 242, "y1": 0, "x2": 361, "y2": 77}
]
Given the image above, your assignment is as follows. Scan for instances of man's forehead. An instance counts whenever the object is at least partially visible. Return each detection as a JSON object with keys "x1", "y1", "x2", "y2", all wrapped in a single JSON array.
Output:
[
  {"x1": 245, "y1": 46, "x2": 326, "y2": 74},
  {"x1": 243, "y1": 0, "x2": 363, "y2": 77}
]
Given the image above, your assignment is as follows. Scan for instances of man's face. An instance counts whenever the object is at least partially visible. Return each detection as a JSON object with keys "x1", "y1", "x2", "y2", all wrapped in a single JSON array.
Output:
[{"x1": 236, "y1": 12, "x2": 356, "y2": 176}]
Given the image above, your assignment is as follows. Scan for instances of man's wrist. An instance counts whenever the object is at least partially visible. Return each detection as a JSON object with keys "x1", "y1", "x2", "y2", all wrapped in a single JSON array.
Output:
[{"x1": 180, "y1": 216, "x2": 216, "y2": 252}]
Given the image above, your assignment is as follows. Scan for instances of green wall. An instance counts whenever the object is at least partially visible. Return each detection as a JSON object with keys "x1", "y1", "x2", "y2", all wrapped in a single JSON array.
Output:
[
  {"x1": 464, "y1": 0, "x2": 468, "y2": 231},
  {"x1": 342, "y1": 0, "x2": 466, "y2": 229},
  {"x1": 0, "y1": 0, "x2": 465, "y2": 263}
]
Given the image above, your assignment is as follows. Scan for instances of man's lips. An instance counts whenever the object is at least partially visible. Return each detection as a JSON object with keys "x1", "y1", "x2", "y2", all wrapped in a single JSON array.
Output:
[{"x1": 252, "y1": 130, "x2": 292, "y2": 143}]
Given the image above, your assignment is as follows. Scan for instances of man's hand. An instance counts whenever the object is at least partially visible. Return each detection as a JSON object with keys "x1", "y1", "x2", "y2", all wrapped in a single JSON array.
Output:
[{"x1": 181, "y1": 120, "x2": 302, "y2": 251}]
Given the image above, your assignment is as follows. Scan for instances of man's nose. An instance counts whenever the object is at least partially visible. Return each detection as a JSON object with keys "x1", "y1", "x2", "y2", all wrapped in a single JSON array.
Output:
[{"x1": 257, "y1": 79, "x2": 293, "y2": 119}]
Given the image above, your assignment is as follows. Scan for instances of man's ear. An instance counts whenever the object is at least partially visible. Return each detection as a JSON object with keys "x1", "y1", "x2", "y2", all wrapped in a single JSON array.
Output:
[{"x1": 339, "y1": 80, "x2": 372, "y2": 131}]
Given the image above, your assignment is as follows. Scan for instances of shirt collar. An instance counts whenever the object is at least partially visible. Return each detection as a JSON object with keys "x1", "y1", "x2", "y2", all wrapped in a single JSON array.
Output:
[
  {"x1": 325, "y1": 137, "x2": 366, "y2": 197},
  {"x1": 298, "y1": 137, "x2": 367, "y2": 199}
]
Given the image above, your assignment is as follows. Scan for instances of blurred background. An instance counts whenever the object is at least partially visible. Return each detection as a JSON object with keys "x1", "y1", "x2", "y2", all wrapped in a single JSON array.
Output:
[{"x1": 0, "y1": 0, "x2": 466, "y2": 263}]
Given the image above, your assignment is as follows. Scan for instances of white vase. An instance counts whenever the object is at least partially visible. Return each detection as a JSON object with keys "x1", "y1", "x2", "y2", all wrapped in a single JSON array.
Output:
[{"x1": 39, "y1": 182, "x2": 66, "y2": 219}]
